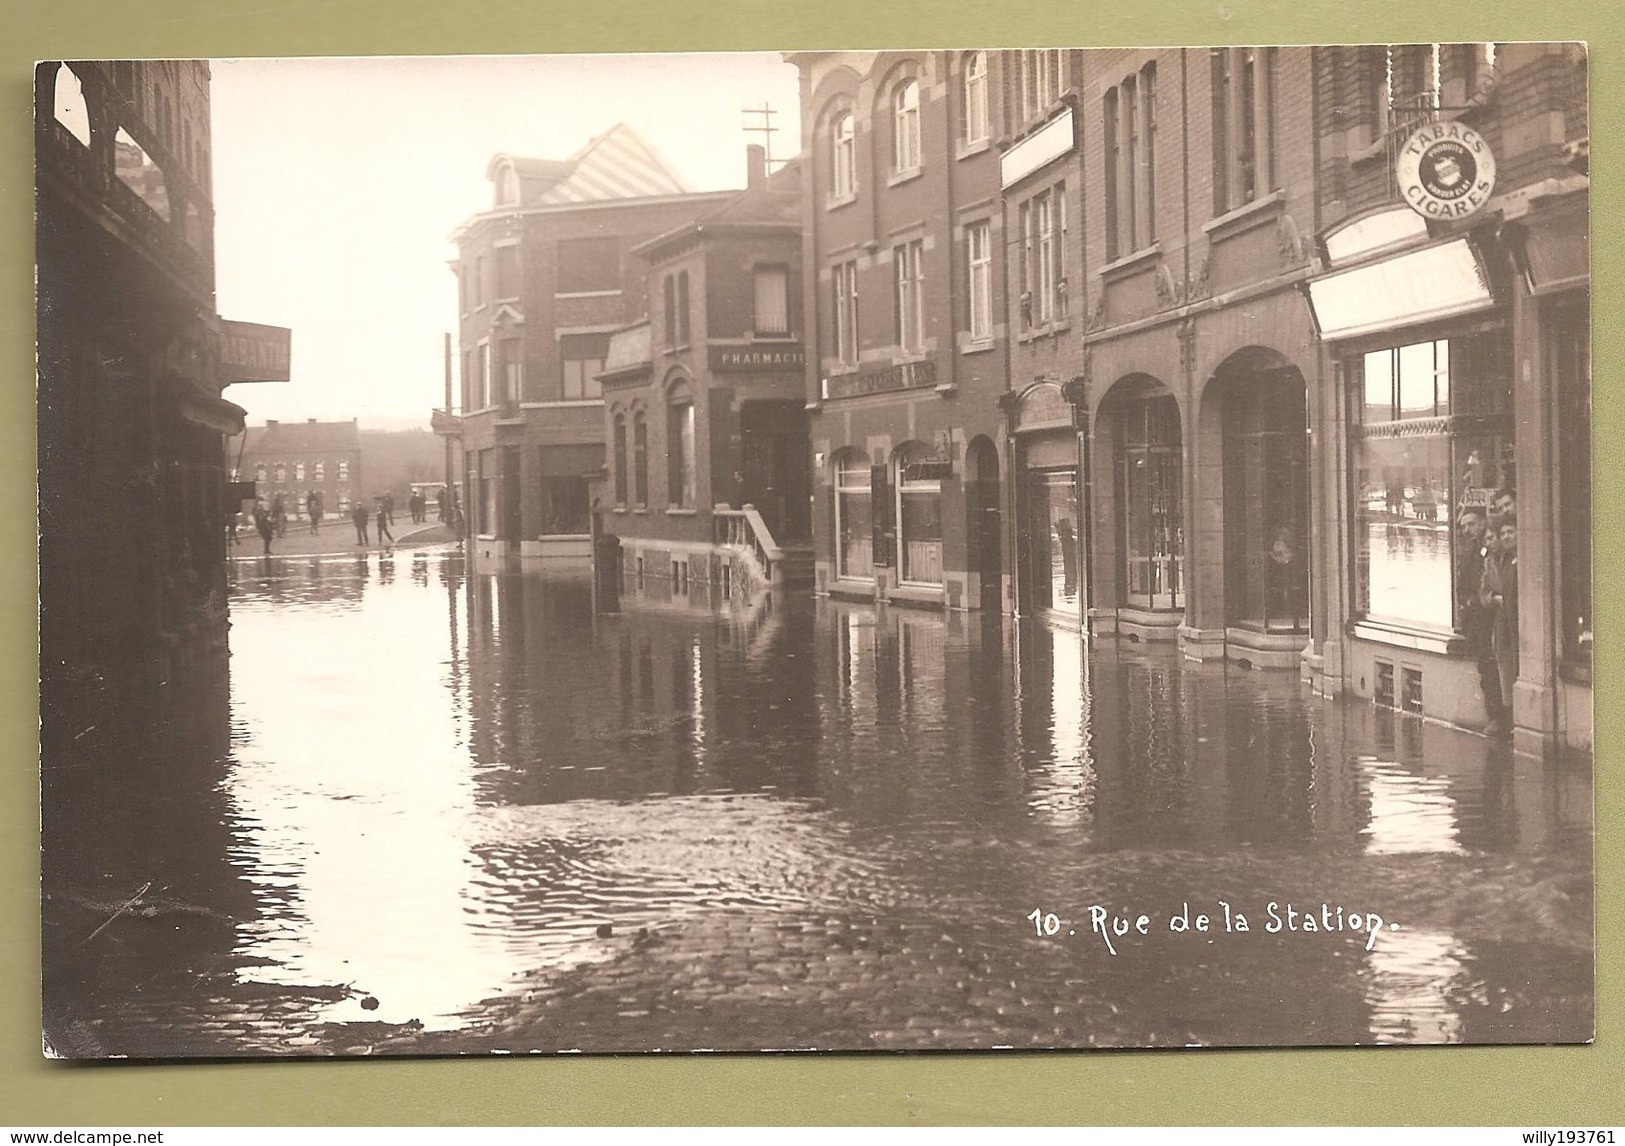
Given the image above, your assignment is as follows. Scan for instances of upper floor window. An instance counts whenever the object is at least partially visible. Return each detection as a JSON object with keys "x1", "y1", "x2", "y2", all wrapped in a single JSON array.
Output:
[
  {"x1": 561, "y1": 333, "x2": 609, "y2": 400},
  {"x1": 894, "y1": 239, "x2": 925, "y2": 354},
  {"x1": 833, "y1": 260, "x2": 860, "y2": 367},
  {"x1": 753, "y1": 265, "x2": 791, "y2": 337},
  {"x1": 556, "y1": 236, "x2": 618, "y2": 294},
  {"x1": 963, "y1": 52, "x2": 989, "y2": 144},
  {"x1": 893, "y1": 79, "x2": 921, "y2": 174},
  {"x1": 1021, "y1": 50, "x2": 1064, "y2": 123},
  {"x1": 664, "y1": 271, "x2": 693, "y2": 347},
  {"x1": 1019, "y1": 184, "x2": 1067, "y2": 329},
  {"x1": 338, "y1": 460, "x2": 350, "y2": 481},
  {"x1": 255, "y1": 463, "x2": 267, "y2": 484},
  {"x1": 276, "y1": 465, "x2": 287, "y2": 483},
  {"x1": 474, "y1": 254, "x2": 488, "y2": 307},
  {"x1": 496, "y1": 165, "x2": 519, "y2": 206},
  {"x1": 1105, "y1": 62, "x2": 1157, "y2": 259},
  {"x1": 677, "y1": 270, "x2": 692, "y2": 345},
  {"x1": 831, "y1": 111, "x2": 857, "y2": 199},
  {"x1": 1211, "y1": 47, "x2": 1275, "y2": 214},
  {"x1": 966, "y1": 220, "x2": 993, "y2": 342},
  {"x1": 314, "y1": 462, "x2": 325, "y2": 481},
  {"x1": 495, "y1": 244, "x2": 520, "y2": 300},
  {"x1": 495, "y1": 338, "x2": 522, "y2": 405},
  {"x1": 294, "y1": 462, "x2": 306, "y2": 482}
]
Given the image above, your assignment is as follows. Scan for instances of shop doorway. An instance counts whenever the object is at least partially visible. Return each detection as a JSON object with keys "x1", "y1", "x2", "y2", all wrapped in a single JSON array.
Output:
[
  {"x1": 1213, "y1": 356, "x2": 1309, "y2": 632},
  {"x1": 965, "y1": 436, "x2": 1002, "y2": 613}
]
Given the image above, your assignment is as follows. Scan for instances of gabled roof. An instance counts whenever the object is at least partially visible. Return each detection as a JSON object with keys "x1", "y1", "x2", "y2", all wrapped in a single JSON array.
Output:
[
  {"x1": 236, "y1": 418, "x2": 361, "y2": 457},
  {"x1": 520, "y1": 124, "x2": 691, "y2": 206},
  {"x1": 635, "y1": 156, "x2": 802, "y2": 261}
]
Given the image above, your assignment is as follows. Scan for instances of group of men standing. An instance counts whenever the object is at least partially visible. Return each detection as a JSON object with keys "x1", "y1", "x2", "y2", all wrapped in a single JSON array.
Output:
[{"x1": 1456, "y1": 489, "x2": 1520, "y2": 738}]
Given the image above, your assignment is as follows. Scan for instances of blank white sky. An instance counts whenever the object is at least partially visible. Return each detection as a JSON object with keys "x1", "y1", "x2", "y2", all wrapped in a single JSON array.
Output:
[{"x1": 213, "y1": 53, "x2": 801, "y2": 427}]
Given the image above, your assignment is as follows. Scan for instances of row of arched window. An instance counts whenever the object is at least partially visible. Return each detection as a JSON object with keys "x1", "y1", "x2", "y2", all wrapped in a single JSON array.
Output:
[{"x1": 610, "y1": 385, "x2": 695, "y2": 511}]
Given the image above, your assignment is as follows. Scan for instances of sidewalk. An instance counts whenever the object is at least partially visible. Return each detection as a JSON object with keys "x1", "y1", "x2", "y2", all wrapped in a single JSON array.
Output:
[{"x1": 229, "y1": 517, "x2": 457, "y2": 559}]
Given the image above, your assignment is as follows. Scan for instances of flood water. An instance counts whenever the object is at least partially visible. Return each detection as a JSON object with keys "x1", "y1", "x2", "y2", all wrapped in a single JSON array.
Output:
[{"x1": 41, "y1": 549, "x2": 1594, "y2": 1056}]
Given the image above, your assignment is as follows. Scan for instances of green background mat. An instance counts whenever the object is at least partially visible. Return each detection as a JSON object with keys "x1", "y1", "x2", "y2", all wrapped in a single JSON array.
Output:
[{"x1": 2, "y1": 0, "x2": 1619, "y2": 1126}]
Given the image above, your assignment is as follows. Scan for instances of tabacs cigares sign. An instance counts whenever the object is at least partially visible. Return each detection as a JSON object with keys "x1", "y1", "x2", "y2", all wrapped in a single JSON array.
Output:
[{"x1": 1396, "y1": 120, "x2": 1497, "y2": 220}]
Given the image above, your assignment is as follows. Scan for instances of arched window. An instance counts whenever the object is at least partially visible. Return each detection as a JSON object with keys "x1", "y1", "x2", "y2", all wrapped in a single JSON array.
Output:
[
  {"x1": 612, "y1": 412, "x2": 628, "y2": 506},
  {"x1": 667, "y1": 381, "x2": 696, "y2": 509},
  {"x1": 895, "y1": 443, "x2": 946, "y2": 586},
  {"x1": 834, "y1": 451, "x2": 874, "y2": 581},
  {"x1": 496, "y1": 164, "x2": 519, "y2": 206},
  {"x1": 963, "y1": 52, "x2": 989, "y2": 144},
  {"x1": 831, "y1": 111, "x2": 856, "y2": 199},
  {"x1": 633, "y1": 411, "x2": 649, "y2": 507},
  {"x1": 893, "y1": 79, "x2": 921, "y2": 173}
]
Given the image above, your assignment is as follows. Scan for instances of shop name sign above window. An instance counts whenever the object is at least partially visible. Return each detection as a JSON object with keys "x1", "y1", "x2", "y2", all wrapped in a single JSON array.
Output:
[
  {"x1": 1396, "y1": 121, "x2": 1497, "y2": 221},
  {"x1": 709, "y1": 345, "x2": 805, "y2": 373}
]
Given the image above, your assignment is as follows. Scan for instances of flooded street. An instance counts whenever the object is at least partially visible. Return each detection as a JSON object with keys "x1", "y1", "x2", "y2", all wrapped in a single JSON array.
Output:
[{"x1": 42, "y1": 549, "x2": 1593, "y2": 1057}]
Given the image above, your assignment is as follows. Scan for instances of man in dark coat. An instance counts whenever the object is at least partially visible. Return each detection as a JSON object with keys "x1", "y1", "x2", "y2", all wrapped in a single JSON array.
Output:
[
  {"x1": 351, "y1": 502, "x2": 370, "y2": 546},
  {"x1": 1455, "y1": 507, "x2": 1505, "y2": 733},
  {"x1": 1480, "y1": 510, "x2": 1519, "y2": 737}
]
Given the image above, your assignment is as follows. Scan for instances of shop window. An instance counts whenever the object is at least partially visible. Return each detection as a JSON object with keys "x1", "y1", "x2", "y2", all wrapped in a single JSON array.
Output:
[
  {"x1": 894, "y1": 239, "x2": 925, "y2": 354},
  {"x1": 833, "y1": 260, "x2": 860, "y2": 367},
  {"x1": 1350, "y1": 331, "x2": 1513, "y2": 634},
  {"x1": 966, "y1": 221, "x2": 993, "y2": 341},
  {"x1": 1375, "y1": 660, "x2": 1396, "y2": 707},
  {"x1": 1117, "y1": 393, "x2": 1184, "y2": 610},
  {"x1": 540, "y1": 476, "x2": 589, "y2": 535},
  {"x1": 1210, "y1": 47, "x2": 1275, "y2": 214},
  {"x1": 560, "y1": 332, "x2": 608, "y2": 400},
  {"x1": 963, "y1": 51, "x2": 989, "y2": 144},
  {"x1": 893, "y1": 78, "x2": 921, "y2": 174},
  {"x1": 1223, "y1": 371, "x2": 1309, "y2": 633},
  {"x1": 557, "y1": 236, "x2": 618, "y2": 294},
  {"x1": 753, "y1": 265, "x2": 790, "y2": 337},
  {"x1": 1402, "y1": 667, "x2": 1424, "y2": 713},
  {"x1": 830, "y1": 111, "x2": 857, "y2": 200},
  {"x1": 834, "y1": 451, "x2": 874, "y2": 580},
  {"x1": 895, "y1": 444, "x2": 947, "y2": 587}
]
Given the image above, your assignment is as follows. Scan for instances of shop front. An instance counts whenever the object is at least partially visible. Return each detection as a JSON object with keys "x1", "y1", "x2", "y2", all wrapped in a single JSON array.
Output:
[{"x1": 1009, "y1": 382, "x2": 1085, "y2": 628}]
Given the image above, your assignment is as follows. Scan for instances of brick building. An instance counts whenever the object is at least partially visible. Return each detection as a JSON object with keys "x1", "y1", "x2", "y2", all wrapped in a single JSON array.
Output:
[
  {"x1": 790, "y1": 45, "x2": 1589, "y2": 756},
  {"x1": 1303, "y1": 43, "x2": 1589, "y2": 756},
  {"x1": 792, "y1": 51, "x2": 1010, "y2": 611},
  {"x1": 36, "y1": 60, "x2": 289, "y2": 747},
  {"x1": 451, "y1": 125, "x2": 734, "y2": 563},
  {"x1": 232, "y1": 418, "x2": 364, "y2": 520},
  {"x1": 598, "y1": 149, "x2": 811, "y2": 598}
]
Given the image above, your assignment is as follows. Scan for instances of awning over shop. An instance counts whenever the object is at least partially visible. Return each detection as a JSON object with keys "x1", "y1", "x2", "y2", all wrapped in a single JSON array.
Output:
[
  {"x1": 1508, "y1": 197, "x2": 1588, "y2": 295},
  {"x1": 178, "y1": 390, "x2": 248, "y2": 436},
  {"x1": 1306, "y1": 237, "x2": 1494, "y2": 342}
]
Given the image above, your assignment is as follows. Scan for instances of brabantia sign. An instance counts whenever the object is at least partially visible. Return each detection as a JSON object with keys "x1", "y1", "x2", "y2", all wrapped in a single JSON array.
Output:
[{"x1": 1396, "y1": 120, "x2": 1497, "y2": 220}]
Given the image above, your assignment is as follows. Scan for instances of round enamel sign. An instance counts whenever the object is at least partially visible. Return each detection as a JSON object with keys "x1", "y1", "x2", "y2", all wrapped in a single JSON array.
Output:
[{"x1": 1396, "y1": 120, "x2": 1497, "y2": 220}]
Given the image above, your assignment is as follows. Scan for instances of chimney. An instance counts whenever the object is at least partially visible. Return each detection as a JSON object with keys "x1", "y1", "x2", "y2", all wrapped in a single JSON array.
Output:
[
  {"x1": 266, "y1": 419, "x2": 278, "y2": 428},
  {"x1": 746, "y1": 144, "x2": 766, "y2": 189},
  {"x1": 308, "y1": 417, "x2": 317, "y2": 423}
]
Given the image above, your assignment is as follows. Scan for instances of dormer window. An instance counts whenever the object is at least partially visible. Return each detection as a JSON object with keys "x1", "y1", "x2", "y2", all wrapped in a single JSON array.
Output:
[{"x1": 496, "y1": 164, "x2": 519, "y2": 207}]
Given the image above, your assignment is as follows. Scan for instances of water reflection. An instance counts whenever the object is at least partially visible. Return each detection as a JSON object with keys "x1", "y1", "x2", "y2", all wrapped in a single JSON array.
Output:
[{"x1": 42, "y1": 555, "x2": 1593, "y2": 1055}]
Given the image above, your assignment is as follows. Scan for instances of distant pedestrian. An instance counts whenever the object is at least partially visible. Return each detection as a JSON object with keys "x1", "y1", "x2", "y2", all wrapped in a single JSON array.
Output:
[
  {"x1": 382, "y1": 492, "x2": 396, "y2": 527},
  {"x1": 411, "y1": 490, "x2": 426, "y2": 524},
  {"x1": 306, "y1": 490, "x2": 323, "y2": 534},
  {"x1": 351, "y1": 503, "x2": 370, "y2": 546},
  {"x1": 254, "y1": 505, "x2": 274, "y2": 556},
  {"x1": 376, "y1": 502, "x2": 394, "y2": 548},
  {"x1": 271, "y1": 492, "x2": 287, "y2": 538},
  {"x1": 436, "y1": 487, "x2": 449, "y2": 523}
]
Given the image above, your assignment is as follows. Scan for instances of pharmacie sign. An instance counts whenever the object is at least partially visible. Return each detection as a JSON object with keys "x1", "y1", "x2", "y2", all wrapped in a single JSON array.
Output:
[{"x1": 1396, "y1": 120, "x2": 1497, "y2": 220}]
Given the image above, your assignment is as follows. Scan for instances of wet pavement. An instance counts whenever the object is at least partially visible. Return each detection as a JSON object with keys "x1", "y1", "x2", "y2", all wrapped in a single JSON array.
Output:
[{"x1": 40, "y1": 549, "x2": 1594, "y2": 1057}]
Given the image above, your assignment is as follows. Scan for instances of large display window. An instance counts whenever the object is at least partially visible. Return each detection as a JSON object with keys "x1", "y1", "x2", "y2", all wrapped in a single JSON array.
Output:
[
  {"x1": 895, "y1": 445, "x2": 946, "y2": 587},
  {"x1": 834, "y1": 451, "x2": 874, "y2": 581},
  {"x1": 1350, "y1": 330, "x2": 1512, "y2": 634},
  {"x1": 1117, "y1": 394, "x2": 1184, "y2": 610}
]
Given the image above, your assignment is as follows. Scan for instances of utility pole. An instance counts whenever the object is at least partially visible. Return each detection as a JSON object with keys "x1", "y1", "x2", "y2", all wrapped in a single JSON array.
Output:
[{"x1": 741, "y1": 103, "x2": 780, "y2": 171}]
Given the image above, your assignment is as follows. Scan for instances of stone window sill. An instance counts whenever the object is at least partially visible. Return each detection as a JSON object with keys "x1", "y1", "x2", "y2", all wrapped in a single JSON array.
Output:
[
  {"x1": 1204, "y1": 190, "x2": 1285, "y2": 243},
  {"x1": 1349, "y1": 619, "x2": 1465, "y2": 657},
  {"x1": 1099, "y1": 244, "x2": 1161, "y2": 283}
]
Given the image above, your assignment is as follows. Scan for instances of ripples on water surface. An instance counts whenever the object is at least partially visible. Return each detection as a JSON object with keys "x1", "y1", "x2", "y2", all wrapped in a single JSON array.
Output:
[{"x1": 42, "y1": 551, "x2": 1593, "y2": 1055}]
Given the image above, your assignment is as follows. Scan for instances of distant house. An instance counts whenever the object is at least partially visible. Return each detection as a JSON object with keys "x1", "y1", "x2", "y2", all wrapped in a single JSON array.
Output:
[{"x1": 233, "y1": 418, "x2": 363, "y2": 518}]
